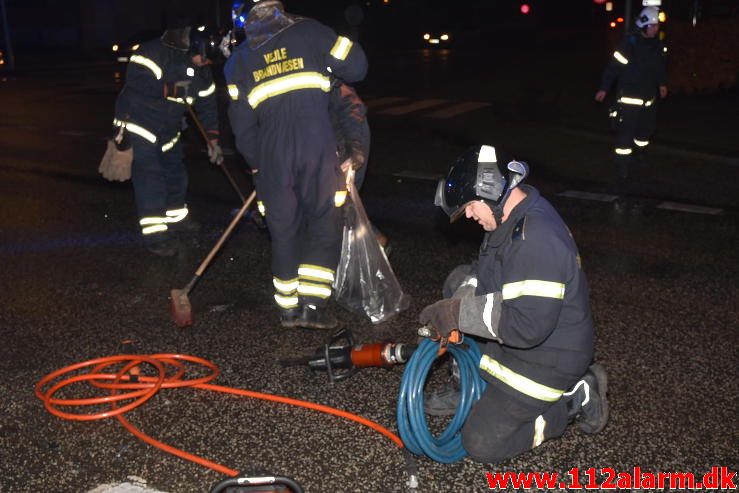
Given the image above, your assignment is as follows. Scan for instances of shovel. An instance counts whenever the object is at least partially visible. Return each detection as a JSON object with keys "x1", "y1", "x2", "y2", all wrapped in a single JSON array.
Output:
[{"x1": 170, "y1": 190, "x2": 257, "y2": 327}]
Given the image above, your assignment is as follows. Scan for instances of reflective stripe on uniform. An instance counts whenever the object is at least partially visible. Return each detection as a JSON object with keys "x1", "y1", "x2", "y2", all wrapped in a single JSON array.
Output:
[
  {"x1": 139, "y1": 216, "x2": 168, "y2": 235},
  {"x1": 227, "y1": 84, "x2": 239, "y2": 100},
  {"x1": 634, "y1": 139, "x2": 649, "y2": 147},
  {"x1": 298, "y1": 265, "x2": 335, "y2": 283},
  {"x1": 130, "y1": 54, "x2": 163, "y2": 80},
  {"x1": 161, "y1": 132, "x2": 181, "y2": 152},
  {"x1": 297, "y1": 282, "x2": 332, "y2": 299},
  {"x1": 532, "y1": 415, "x2": 546, "y2": 448},
  {"x1": 482, "y1": 293, "x2": 498, "y2": 339},
  {"x1": 615, "y1": 147, "x2": 633, "y2": 155},
  {"x1": 330, "y1": 36, "x2": 353, "y2": 61},
  {"x1": 198, "y1": 83, "x2": 216, "y2": 98},
  {"x1": 257, "y1": 201, "x2": 266, "y2": 216},
  {"x1": 613, "y1": 51, "x2": 629, "y2": 65},
  {"x1": 501, "y1": 280, "x2": 565, "y2": 300},
  {"x1": 480, "y1": 355, "x2": 565, "y2": 402},
  {"x1": 247, "y1": 72, "x2": 331, "y2": 109},
  {"x1": 334, "y1": 190, "x2": 347, "y2": 207},
  {"x1": 124, "y1": 122, "x2": 157, "y2": 143},
  {"x1": 165, "y1": 206, "x2": 188, "y2": 223},
  {"x1": 273, "y1": 277, "x2": 299, "y2": 294},
  {"x1": 619, "y1": 96, "x2": 645, "y2": 105},
  {"x1": 274, "y1": 294, "x2": 299, "y2": 309}
]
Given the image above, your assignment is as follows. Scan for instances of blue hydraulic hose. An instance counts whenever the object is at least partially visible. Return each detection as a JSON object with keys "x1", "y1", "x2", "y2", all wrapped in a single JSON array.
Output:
[{"x1": 397, "y1": 338, "x2": 487, "y2": 463}]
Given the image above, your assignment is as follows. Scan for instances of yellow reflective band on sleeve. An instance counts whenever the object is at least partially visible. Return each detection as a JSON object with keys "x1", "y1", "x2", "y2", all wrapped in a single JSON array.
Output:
[
  {"x1": 161, "y1": 132, "x2": 181, "y2": 152},
  {"x1": 273, "y1": 277, "x2": 299, "y2": 294},
  {"x1": 298, "y1": 265, "x2": 335, "y2": 283},
  {"x1": 227, "y1": 84, "x2": 239, "y2": 100},
  {"x1": 165, "y1": 206, "x2": 188, "y2": 223},
  {"x1": 125, "y1": 122, "x2": 157, "y2": 143},
  {"x1": 129, "y1": 54, "x2": 163, "y2": 80},
  {"x1": 297, "y1": 282, "x2": 332, "y2": 299},
  {"x1": 615, "y1": 148, "x2": 633, "y2": 155},
  {"x1": 198, "y1": 83, "x2": 216, "y2": 98},
  {"x1": 480, "y1": 355, "x2": 565, "y2": 402},
  {"x1": 619, "y1": 96, "x2": 645, "y2": 105},
  {"x1": 501, "y1": 280, "x2": 565, "y2": 300},
  {"x1": 274, "y1": 294, "x2": 299, "y2": 309},
  {"x1": 247, "y1": 72, "x2": 331, "y2": 109},
  {"x1": 633, "y1": 139, "x2": 649, "y2": 147},
  {"x1": 613, "y1": 51, "x2": 629, "y2": 65},
  {"x1": 334, "y1": 190, "x2": 347, "y2": 207},
  {"x1": 257, "y1": 201, "x2": 266, "y2": 216},
  {"x1": 330, "y1": 36, "x2": 353, "y2": 61}
]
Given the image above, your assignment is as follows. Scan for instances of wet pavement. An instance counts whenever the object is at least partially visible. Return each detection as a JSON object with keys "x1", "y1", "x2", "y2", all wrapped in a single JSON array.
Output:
[{"x1": 0, "y1": 45, "x2": 738, "y2": 493}]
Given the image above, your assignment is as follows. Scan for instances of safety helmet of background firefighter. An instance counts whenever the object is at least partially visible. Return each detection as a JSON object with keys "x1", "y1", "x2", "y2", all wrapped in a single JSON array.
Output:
[
  {"x1": 635, "y1": 6, "x2": 660, "y2": 29},
  {"x1": 434, "y1": 145, "x2": 529, "y2": 225}
]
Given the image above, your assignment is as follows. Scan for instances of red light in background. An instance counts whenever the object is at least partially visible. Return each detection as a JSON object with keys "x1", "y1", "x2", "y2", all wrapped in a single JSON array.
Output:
[
  {"x1": 520, "y1": 4, "x2": 531, "y2": 14},
  {"x1": 593, "y1": 0, "x2": 606, "y2": 3},
  {"x1": 616, "y1": 17, "x2": 624, "y2": 22}
]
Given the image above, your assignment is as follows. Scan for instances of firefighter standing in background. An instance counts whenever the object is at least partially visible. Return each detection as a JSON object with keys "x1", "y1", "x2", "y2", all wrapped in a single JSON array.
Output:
[
  {"x1": 420, "y1": 145, "x2": 608, "y2": 462},
  {"x1": 113, "y1": 17, "x2": 224, "y2": 257},
  {"x1": 225, "y1": 0, "x2": 368, "y2": 329},
  {"x1": 595, "y1": 6, "x2": 668, "y2": 197}
]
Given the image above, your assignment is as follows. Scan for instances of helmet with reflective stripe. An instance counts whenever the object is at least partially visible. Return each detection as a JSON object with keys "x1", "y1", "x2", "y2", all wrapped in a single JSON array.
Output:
[
  {"x1": 636, "y1": 6, "x2": 660, "y2": 28},
  {"x1": 435, "y1": 144, "x2": 528, "y2": 223}
]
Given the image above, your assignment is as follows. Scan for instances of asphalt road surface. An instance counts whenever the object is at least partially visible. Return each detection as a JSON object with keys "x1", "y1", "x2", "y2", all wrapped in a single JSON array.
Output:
[{"x1": 0, "y1": 44, "x2": 737, "y2": 493}]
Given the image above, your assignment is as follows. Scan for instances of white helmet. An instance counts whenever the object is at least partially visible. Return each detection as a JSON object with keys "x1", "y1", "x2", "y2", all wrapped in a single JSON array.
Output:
[{"x1": 636, "y1": 6, "x2": 660, "y2": 28}]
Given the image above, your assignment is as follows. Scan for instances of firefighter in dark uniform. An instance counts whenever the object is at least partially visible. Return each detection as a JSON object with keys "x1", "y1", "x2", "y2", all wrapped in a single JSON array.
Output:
[
  {"x1": 596, "y1": 6, "x2": 668, "y2": 196},
  {"x1": 420, "y1": 145, "x2": 609, "y2": 463},
  {"x1": 113, "y1": 21, "x2": 224, "y2": 256},
  {"x1": 225, "y1": 0, "x2": 368, "y2": 329}
]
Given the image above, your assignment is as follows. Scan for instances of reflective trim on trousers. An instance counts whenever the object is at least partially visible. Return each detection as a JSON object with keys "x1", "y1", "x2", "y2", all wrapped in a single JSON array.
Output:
[{"x1": 480, "y1": 355, "x2": 565, "y2": 402}]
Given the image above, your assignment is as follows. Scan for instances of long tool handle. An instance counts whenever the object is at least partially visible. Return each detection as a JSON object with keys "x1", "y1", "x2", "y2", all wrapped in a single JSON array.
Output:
[
  {"x1": 186, "y1": 105, "x2": 247, "y2": 203},
  {"x1": 194, "y1": 190, "x2": 256, "y2": 278}
]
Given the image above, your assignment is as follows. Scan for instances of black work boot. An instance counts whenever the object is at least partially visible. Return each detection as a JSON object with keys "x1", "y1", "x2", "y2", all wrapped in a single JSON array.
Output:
[
  {"x1": 424, "y1": 384, "x2": 460, "y2": 416},
  {"x1": 145, "y1": 238, "x2": 178, "y2": 257},
  {"x1": 279, "y1": 307, "x2": 302, "y2": 329},
  {"x1": 296, "y1": 304, "x2": 337, "y2": 330},
  {"x1": 567, "y1": 363, "x2": 609, "y2": 434}
]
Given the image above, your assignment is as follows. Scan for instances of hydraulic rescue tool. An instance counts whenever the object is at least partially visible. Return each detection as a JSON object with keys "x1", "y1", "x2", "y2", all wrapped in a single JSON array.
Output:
[
  {"x1": 279, "y1": 328, "x2": 417, "y2": 383},
  {"x1": 170, "y1": 190, "x2": 257, "y2": 327}
]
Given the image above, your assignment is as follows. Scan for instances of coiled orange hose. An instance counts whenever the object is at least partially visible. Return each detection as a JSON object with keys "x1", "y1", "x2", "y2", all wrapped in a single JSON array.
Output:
[{"x1": 35, "y1": 354, "x2": 405, "y2": 478}]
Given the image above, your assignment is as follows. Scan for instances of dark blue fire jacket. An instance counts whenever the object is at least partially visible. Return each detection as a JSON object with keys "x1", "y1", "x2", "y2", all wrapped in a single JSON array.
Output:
[{"x1": 457, "y1": 186, "x2": 595, "y2": 403}]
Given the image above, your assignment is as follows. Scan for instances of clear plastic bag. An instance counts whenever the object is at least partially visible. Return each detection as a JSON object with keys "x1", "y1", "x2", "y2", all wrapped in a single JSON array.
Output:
[{"x1": 333, "y1": 170, "x2": 410, "y2": 323}]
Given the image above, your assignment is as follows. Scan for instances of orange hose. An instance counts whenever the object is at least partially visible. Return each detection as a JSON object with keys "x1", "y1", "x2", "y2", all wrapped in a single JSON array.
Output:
[{"x1": 35, "y1": 354, "x2": 404, "y2": 478}]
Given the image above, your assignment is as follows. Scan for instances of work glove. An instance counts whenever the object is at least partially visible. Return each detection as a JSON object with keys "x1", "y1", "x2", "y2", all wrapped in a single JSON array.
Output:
[
  {"x1": 419, "y1": 298, "x2": 461, "y2": 339},
  {"x1": 99, "y1": 139, "x2": 133, "y2": 182},
  {"x1": 208, "y1": 140, "x2": 224, "y2": 165}
]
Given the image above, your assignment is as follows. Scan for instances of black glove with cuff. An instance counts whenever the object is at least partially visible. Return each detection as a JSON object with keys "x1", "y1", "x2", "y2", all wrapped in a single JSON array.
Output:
[{"x1": 419, "y1": 298, "x2": 461, "y2": 338}]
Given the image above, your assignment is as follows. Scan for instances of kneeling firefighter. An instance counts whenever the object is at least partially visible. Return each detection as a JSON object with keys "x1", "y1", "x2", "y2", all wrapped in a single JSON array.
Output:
[
  {"x1": 420, "y1": 145, "x2": 609, "y2": 462},
  {"x1": 110, "y1": 13, "x2": 226, "y2": 256}
]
